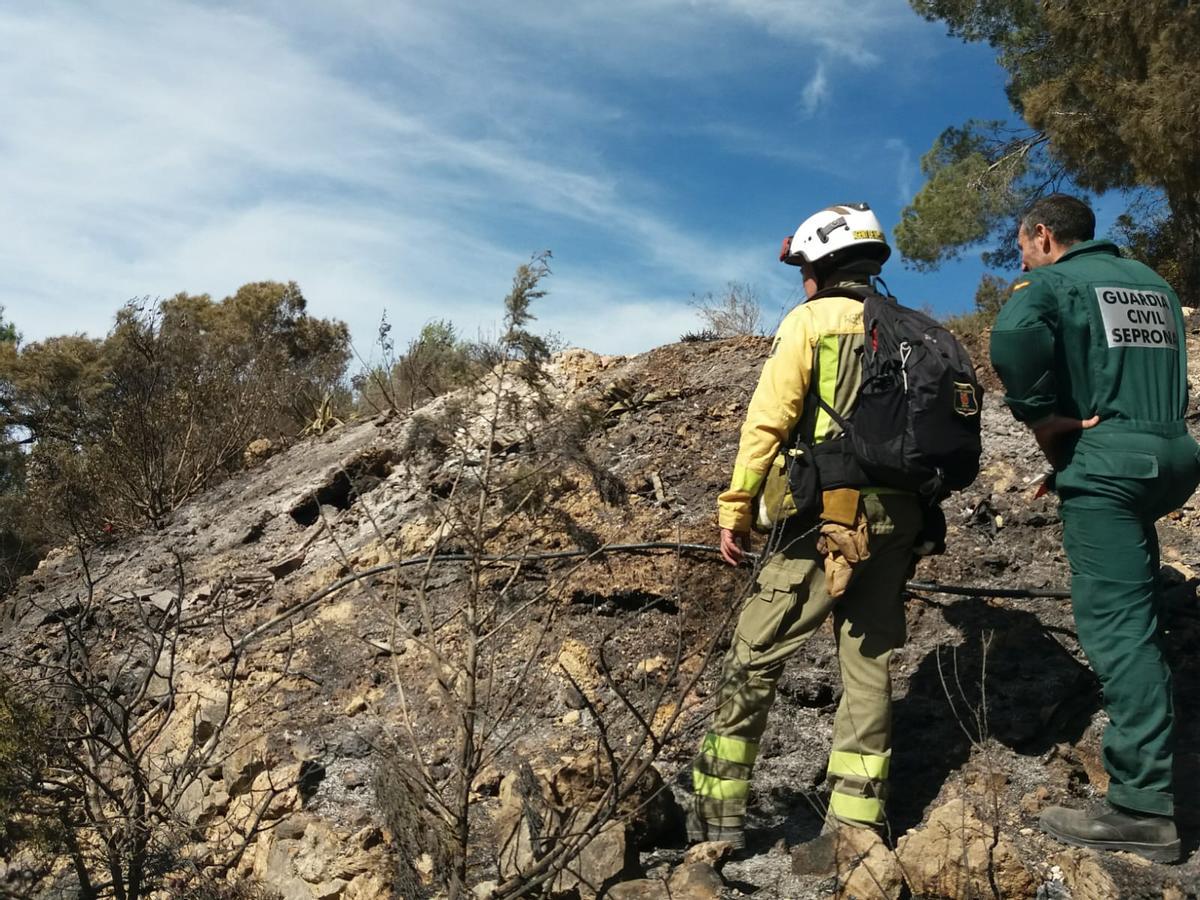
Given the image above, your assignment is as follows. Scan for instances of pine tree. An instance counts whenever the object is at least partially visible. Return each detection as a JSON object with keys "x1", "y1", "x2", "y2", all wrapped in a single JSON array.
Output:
[{"x1": 898, "y1": 1, "x2": 1200, "y2": 302}]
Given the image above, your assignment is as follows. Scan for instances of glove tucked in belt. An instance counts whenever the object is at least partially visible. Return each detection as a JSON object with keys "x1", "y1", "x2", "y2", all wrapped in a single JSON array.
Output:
[{"x1": 816, "y1": 489, "x2": 869, "y2": 598}]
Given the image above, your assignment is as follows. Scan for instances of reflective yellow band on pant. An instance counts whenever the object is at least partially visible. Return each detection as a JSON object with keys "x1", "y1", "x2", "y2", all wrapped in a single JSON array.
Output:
[
  {"x1": 829, "y1": 791, "x2": 884, "y2": 824},
  {"x1": 729, "y1": 465, "x2": 764, "y2": 497},
  {"x1": 693, "y1": 771, "x2": 749, "y2": 801},
  {"x1": 827, "y1": 750, "x2": 889, "y2": 781},
  {"x1": 701, "y1": 732, "x2": 759, "y2": 766}
]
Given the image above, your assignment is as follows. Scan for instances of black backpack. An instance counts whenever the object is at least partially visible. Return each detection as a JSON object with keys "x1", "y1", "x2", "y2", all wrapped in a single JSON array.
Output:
[{"x1": 806, "y1": 285, "x2": 983, "y2": 500}]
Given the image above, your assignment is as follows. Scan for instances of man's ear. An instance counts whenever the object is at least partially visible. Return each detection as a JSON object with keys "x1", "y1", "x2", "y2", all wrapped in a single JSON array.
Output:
[{"x1": 1035, "y1": 223, "x2": 1055, "y2": 250}]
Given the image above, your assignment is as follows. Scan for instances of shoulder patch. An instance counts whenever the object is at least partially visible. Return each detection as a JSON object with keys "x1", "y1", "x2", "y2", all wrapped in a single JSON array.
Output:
[{"x1": 1011, "y1": 281, "x2": 1030, "y2": 292}]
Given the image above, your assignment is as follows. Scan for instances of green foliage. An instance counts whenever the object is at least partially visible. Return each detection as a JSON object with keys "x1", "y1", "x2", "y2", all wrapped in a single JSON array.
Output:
[
  {"x1": 943, "y1": 271, "x2": 1012, "y2": 337},
  {"x1": 0, "y1": 333, "x2": 108, "y2": 446},
  {"x1": 354, "y1": 317, "x2": 482, "y2": 414},
  {"x1": 894, "y1": 123, "x2": 1050, "y2": 271},
  {"x1": 910, "y1": 0, "x2": 1041, "y2": 46},
  {"x1": 0, "y1": 676, "x2": 54, "y2": 854},
  {"x1": 1, "y1": 282, "x2": 351, "y2": 540},
  {"x1": 0, "y1": 308, "x2": 48, "y2": 594},
  {"x1": 0, "y1": 307, "x2": 16, "y2": 346},
  {"x1": 1113, "y1": 203, "x2": 1188, "y2": 301},
  {"x1": 903, "y1": 0, "x2": 1200, "y2": 300},
  {"x1": 973, "y1": 272, "x2": 1010, "y2": 320},
  {"x1": 355, "y1": 252, "x2": 555, "y2": 416},
  {"x1": 500, "y1": 250, "x2": 554, "y2": 381}
]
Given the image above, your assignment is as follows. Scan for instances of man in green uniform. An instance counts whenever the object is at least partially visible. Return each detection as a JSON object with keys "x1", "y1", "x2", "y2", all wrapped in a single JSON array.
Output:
[
  {"x1": 688, "y1": 204, "x2": 924, "y2": 848},
  {"x1": 990, "y1": 194, "x2": 1199, "y2": 863}
]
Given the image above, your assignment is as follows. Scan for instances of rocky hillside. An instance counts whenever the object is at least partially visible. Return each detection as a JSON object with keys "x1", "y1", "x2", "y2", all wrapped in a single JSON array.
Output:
[{"x1": 3, "y1": 321, "x2": 1200, "y2": 900}]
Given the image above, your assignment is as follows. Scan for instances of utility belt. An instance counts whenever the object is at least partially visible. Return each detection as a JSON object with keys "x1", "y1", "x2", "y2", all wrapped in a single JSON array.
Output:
[
  {"x1": 752, "y1": 436, "x2": 940, "y2": 599},
  {"x1": 753, "y1": 438, "x2": 881, "y2": 599},
  {"x1": 752, "y1": 436, "x2": 872, "y2": 534}
]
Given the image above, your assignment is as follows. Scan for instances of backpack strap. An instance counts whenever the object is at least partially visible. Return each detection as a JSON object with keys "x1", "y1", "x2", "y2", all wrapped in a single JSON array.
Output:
[
  {"x1": 805, "y1": 283, "x2": 889, "y2": 304},
  {"x1": 814, "y1": 394, "x2": 852, "y2": 433},
  {"x1": 803, "y1": 283, "x2": 875, "y2": 433}
]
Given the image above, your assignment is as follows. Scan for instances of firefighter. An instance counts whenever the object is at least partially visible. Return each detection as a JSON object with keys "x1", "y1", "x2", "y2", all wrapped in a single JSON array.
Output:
[
  {"x1": 689, "y1": 203, "x2": 924, "y2": 848},
  {"x1": 990, "y1": 193, "x2": 1199, "y2": 863}
]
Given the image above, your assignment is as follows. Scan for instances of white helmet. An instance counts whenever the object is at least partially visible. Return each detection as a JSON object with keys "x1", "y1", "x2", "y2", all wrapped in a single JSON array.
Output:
[{"x1": 779, "y1": 202, "x2": 891, "y2": 273}]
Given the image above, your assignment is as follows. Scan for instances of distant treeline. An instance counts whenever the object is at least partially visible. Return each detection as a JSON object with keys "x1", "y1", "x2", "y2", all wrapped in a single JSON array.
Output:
[{"x1": 0, "y1": 284, "x2": 498, "y2": 595}]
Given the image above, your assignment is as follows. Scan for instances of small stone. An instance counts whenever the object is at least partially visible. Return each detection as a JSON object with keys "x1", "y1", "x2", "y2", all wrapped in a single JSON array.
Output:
[
  {"x1": 244, "y1": 438, "x2": 276, "y2": 466},
  {"x1": 313, "y1": 880, "x2": 347, "y2": 900},
  {"x1": 790, "y1": 832, "x2": 838, "y2": 876},
  {"x1": 682, "y1": 840, "x2": 733, "y2": 870},
  {"x1": 343, "y1": 695, "x2": 368, "y2": 715},
  {"x1": 1020, "y1": 785, "x2": 1051, "y2": 814},
  {"x1": 472, "y1": 882, "x2": 499, "y2": 900},
  {"x1": 895, "y1": 800, "x2": 1036, "y2": 899},
  {"x1": 1113, "y1": 850, "x2": 1151, "y2": 867},
  {"x1": 414, "y1": 853, "x2": 434, "y2": 885},
  {"x1": 354, "y1": 826, "x2": 383, "y2": 851},
  {"x1": 667, "y1": 862, "x2": 723, "y2": 899},
  {"x1": 562, "y1": 710, "x2": 581, "y2": 726},
  {"x1": 268, "y1": 552, "x2": 306, "y2": 579},
  {"x1": 143, "y1": 590, "x2": 179, "y2": 613},
  {"x1": 634, "y1": 656, "x2": 668, "y2": 677},
  {"x1": 561, "y1": 682, "x2": 587, "y2": 710},
  {"x1": 1055, "y1": 848, "x2": 1120, "y2": 899},
  {"x1": 607, "y1": 880, "x2": 668, "y2": 900},
  {"x1": 471, "y1": 764, "x2": 502, "y2": 797}
]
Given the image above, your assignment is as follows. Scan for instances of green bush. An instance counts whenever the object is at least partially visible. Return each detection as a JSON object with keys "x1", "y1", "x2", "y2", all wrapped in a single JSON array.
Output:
[
  {"x1": 943, "y1": 272, "x2": 1011, "y2": 340},
  {"x1": 1, "y1": 282, "x2": 351, "y2": 539},
  {"x1": 0, "y1": 676, "x2": 54, "y2": 854},
  {"x1": 354, "y1": 318, "x2": 484, "y2": 414}
]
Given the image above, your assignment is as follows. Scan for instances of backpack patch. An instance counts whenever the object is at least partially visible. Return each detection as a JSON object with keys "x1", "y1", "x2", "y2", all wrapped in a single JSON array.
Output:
[{"x1": 953, "y1": 381, "x2": 979, "y2": 416}]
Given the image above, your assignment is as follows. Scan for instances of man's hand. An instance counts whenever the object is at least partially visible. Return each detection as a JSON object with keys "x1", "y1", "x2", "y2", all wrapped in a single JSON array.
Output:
[
  {"x1": 719, "y1": 528, "x2": 749, "y2": 566},
  {"x1": 1032, "y1": 414, "x2": 1101, "y2": 469}
]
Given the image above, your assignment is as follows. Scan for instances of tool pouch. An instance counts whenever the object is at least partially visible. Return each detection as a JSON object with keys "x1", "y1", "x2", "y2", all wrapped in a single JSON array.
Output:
[
  {"x1": 816, "y1": 512, "x2": 870, "y2": 599},
  {"x1": 816, "y1": 488, "x2": 865, "y2": 598},
  {"x1": 752, "y1": 441, "x2": 822, "y2": 534},
  {"x1": 753, "y1": 451, "x2": 796, "y2": 533},
  {"x1": 785, "y1": 442, "x2": 821, "y2": 525}
]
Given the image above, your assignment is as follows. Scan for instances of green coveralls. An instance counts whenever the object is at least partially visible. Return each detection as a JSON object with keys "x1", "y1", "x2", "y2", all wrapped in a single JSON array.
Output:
[{"x1": 990, "y1": 240, "x2": 1200, "y2": 817}]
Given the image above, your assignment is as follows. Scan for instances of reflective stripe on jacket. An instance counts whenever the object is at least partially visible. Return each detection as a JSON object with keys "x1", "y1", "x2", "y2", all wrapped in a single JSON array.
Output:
[{"x1": 717, "y1": 285, "x2": 866, "y2": 532}]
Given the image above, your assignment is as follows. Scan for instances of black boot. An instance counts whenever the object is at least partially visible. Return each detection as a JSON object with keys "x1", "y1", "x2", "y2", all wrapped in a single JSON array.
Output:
[
  {"x1": 685, "y1": 808, "x2": 746, "y2": 850},
  {"x1": 1039, "y1": 805, "x2": 1180, "y2": 863}
]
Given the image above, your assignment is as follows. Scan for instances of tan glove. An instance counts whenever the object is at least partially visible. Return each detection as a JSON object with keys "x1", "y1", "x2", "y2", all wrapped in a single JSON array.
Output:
[{"x1": 816, "y1": 513, "x2": 870, "y2": 599}]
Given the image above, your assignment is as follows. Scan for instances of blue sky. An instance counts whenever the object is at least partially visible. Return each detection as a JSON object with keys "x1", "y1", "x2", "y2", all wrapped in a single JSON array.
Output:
[{"x1": 1, "y1": 1, "x2": 1046, "y2": 357}]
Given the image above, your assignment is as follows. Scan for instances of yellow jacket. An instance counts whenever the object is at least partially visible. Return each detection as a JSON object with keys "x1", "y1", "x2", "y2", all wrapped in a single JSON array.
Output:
[{"x1": 718, "y1": 288, "x2": 867, "y2": 532}]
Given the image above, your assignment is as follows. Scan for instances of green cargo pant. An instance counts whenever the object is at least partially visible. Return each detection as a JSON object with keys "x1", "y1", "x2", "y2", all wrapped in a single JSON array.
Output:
[
  {"x1": 693, "y1": 492, "x2": 922, "y2": 829},
  {"x1": 1056, "y1": 421, "x2": 1200, "y2": 818}
]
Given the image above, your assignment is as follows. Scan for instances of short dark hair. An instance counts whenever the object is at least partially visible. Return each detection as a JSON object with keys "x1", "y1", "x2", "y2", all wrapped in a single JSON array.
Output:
[{"x1": 1020, "y1": 193, "x2": 1095, "y2": 245}]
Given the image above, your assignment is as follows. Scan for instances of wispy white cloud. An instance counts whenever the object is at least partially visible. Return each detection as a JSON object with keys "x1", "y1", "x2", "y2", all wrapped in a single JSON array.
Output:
[
  {"x1": 800, "y1": 62, "x2": 830, "y2": 118},
  {"x1": 0, "y1": 1, "x2": 931, "y2": 355},
  {"x1": 884, "y1": 138, "x2": 917, "y2": 205},
  {"x1": 696, "y1": 0, "x2": 918, "y2": 60}
]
